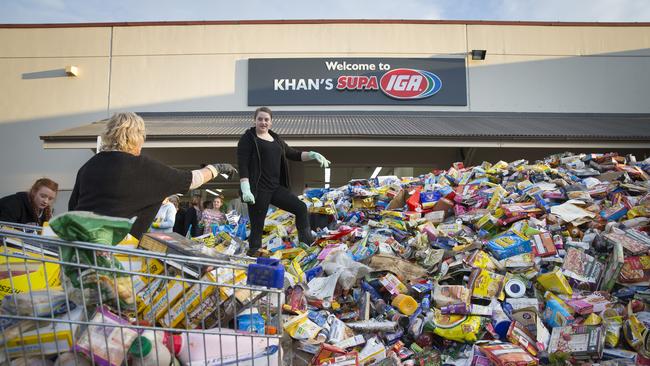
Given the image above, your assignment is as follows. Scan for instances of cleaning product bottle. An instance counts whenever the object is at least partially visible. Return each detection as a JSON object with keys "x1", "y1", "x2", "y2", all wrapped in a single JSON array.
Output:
[
  {"x1": 128, "y1": 331, "x2": 171, "y2": 366},
  {"x1": 167, "y1": 329, "x2": 280, "y2": 366}
]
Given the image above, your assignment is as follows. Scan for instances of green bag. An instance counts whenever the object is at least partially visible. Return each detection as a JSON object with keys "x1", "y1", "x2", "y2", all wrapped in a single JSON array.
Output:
[{"x1": 49, "y1": 211, "x2": 136, "y2": 311}]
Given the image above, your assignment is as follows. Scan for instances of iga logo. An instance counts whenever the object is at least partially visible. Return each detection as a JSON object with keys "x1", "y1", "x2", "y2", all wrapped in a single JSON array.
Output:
[{"x1": 380, "y1": 69, "x2": 442, "y2": 99}]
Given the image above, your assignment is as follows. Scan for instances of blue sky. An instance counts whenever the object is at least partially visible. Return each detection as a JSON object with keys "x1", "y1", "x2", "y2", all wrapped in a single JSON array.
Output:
[{"x1": 1, "y1": 0, "x2": 650, "y2": 23}]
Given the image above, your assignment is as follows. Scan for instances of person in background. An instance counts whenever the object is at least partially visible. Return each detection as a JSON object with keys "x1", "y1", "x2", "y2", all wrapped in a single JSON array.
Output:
[
  {"x1": 0, "y1": 178, "x2": 59, "y2": 226},
  {"x1": 199, "y1": 200, "x2": 212, "y2": 234},
  {"x1": 151, "y1": 195, "x2": 178, "y2": 233},
  {"x1": 201, "y1": 195, "x2": 226, "y2": 235},
  {"x1": 227, "y1": 192, "x2": 249, "y2": 221},
  {"x1": 173, "y1": 200, "x2": 188, "y2": 236},
  {"x1": 237, "y1": 106, "x2": 330, "y2": 256},
  {"x1": 184, "y1": 196, "x2": 202, "y2": 237},
  {"x1": 68, "y1": 112, "x2": 237, "y2": 239}
]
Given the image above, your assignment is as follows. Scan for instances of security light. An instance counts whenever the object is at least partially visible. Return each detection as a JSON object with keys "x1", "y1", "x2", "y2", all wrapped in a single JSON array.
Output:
[{"x1": 471, "y1": 50, "x2": 487, "y2": 60}]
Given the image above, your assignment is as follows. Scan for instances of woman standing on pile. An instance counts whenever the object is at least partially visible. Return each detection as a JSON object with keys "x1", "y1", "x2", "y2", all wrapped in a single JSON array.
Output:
[
  {"x1": 69, "y1": 112, "x2": 237, "y2": 239},
  {"x1": 237, "y1": 107, "x2": 330, "y2": 256},
  {"x1": 0, "y1": 178, "x2": 59, "y2": 226}
]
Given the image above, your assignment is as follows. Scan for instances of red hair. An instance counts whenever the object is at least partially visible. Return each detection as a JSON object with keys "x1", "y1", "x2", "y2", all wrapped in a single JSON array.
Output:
[{"x1": 29, "y1": 178, "x2": 59, "y2": 224}]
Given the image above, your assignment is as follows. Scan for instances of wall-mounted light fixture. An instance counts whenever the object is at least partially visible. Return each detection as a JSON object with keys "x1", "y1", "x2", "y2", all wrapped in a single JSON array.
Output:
[
  {"x1": 470, "y1": 50, "x2": 487, "y2": 61},
  {"x1": 65, "y1": 65, "x2": 79, "y2": 77}
]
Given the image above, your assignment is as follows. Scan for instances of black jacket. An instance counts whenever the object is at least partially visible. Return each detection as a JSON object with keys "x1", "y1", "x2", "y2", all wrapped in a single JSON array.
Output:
[
  {"x1": 237, "y1": 127, "x2": 302, "y2": 197},
  {"x1": 0, "y1": 192, "x2": 41, "y2": 225},
  {"x1": 69, "y1": 151, "x2": 192, "y2": 239}
]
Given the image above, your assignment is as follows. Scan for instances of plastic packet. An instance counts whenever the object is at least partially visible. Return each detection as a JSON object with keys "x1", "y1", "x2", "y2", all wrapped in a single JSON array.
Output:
[
  {"x1": 50, "y1": 211, "x2": 136, "y2": 311},
  {"x1": 433, "y1": 285, "x2": 470, "y2": 307},
  {"x1": 2, "y1": 290, "x2": 73, "y2": 317},
  {"x1": 321, "y1": 250, "x2": 371, "y2": 290},
  {"x1": 430, "y1": 309, "x2": 483, "y2": 343},
  {"x1": 468, "y1": 268, "x2": 505, "y2": 300},
  {"x1": 603, "y1": 309, "x2": 623, "y2": 348},
  {"x1": 284, "y1": 312, "x2": 322, "y2": 340},
  {"x1": 74, "y1": 306, "x2": 140, "y2": 366}
]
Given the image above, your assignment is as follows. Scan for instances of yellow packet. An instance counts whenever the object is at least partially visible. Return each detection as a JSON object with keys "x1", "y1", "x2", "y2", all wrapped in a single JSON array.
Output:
[
  {"x1": 286, "y1": 258, "x2": 305, "y2": 283},
  {"x1": 537, "y1": 269, "x2": 573, "y2": 295},
  {"x1": 487, "y1": 186, "x2": 506, "y2": 211},
  {"x1": 469, "y1": 269, "x2": 505, "y2": 300},
  {"x1": 279, "y1": 247, "x2": 306, "y2": 260},
  {"x1": 583, "y1": 313, "x2": 602, "y2": 326},
  {"x1": 628, "y1": 205, "x2": 650, "y2": 219},
  {"x1": 603, "y1": 309, "x2": 623, "y2": 348},
  {"x1": 431, "y1": 310, "x2": 483, "y2": 343},
  {"x1": 283, "y1": 312, "x2": 321, "y2": 340},
  {"x1": 465, "y1": 250, "x2": 498, "y2": 271},
  {"x1": 160, "y1": 272, "x2": 216, "y2": 328},
  {"x1": 142, "y1": 277, "x2": 189, "y2": 322}
]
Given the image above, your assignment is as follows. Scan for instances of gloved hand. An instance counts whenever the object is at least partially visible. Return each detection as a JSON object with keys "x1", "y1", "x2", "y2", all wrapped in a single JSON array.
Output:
[
  {"x1": 308, "y1": 151, "x2": 330, "y2": 168},
  {"x1": 210, "y1": 163, "x2": 237, "y2": 178},
  {"x1": 240, "y1": 180, "x2": 255, "y2": 204},
  {"x1": 152, "y1": 218, "x2": 161, "y2": 228}
]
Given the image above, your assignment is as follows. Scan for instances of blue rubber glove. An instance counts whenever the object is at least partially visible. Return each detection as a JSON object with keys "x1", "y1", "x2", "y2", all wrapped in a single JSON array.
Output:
[
  {"x1": 308, "y1": 151, "x2": 331, "y2": 168},
  {"x1": 240, "y1": 180, "x2": 255, "y2": 204}
]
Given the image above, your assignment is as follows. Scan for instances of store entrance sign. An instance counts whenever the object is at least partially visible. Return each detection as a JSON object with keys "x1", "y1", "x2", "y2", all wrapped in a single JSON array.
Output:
[{"x1": 248, "y1": 58, "x2": 467, "y2": 106}]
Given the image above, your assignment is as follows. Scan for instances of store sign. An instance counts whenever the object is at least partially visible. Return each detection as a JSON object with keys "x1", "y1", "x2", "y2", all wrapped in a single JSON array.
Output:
[{"x1": 248, "y1": 58, "x2": 467, "y2": 106}]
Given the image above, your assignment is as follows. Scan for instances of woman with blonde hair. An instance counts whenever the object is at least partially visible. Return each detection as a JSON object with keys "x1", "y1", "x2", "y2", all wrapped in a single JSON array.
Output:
[
  {"x1": 69, "y1": 112, "x2": 236, "y2": 239},
  {"x1": 0, "y1": 178, "x2": 59, "y2": 225}
]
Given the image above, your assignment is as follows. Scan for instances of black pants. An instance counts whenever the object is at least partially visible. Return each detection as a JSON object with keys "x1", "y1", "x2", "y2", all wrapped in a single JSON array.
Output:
[{"x1": 247, "y1": 186, "x2": 311, "y2": 252}]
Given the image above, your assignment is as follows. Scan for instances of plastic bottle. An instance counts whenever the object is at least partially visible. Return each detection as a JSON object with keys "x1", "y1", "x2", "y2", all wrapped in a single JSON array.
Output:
[
  {"x1": 128, "y1": 331, "x2": 171, "y2": 366},
  {"x1": 168, "y1": 329, "x2": 280, "y2": 366},
  {"x1": 391, "y1": 294, "x2": 418, "y2": 316}
]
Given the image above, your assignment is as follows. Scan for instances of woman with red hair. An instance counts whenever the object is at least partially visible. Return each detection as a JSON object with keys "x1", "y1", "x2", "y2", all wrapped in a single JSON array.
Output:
[{"x1": 0, "y1": 178, "x2": 59, "y2": 225}]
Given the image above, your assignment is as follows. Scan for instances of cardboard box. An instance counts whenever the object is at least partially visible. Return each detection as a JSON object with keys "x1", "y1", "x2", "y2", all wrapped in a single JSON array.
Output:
[
  {"x1": 0, "y1": 247, "x2": 61, "y2": 299},
  {"x1": 160, "y1": 272, "x2": 216, "y2": 328},
  {"x1": 141, "y1": 277, "x2": 189, "y2": 323},
  {"x1": 531, "y1": 232, "x2": 557, "y2": 257},
  {"x1": 138, "y1": 232, "x2": 205, "y2": 277},
  {"x1": 548, "y1": 325, "x2": 604, "y2": 360}
]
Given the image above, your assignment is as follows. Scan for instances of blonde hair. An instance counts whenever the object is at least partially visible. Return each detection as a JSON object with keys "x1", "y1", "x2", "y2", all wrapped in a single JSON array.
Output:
[{"x1": 101, "y1": 112, "x2": 146, "y2": 152}]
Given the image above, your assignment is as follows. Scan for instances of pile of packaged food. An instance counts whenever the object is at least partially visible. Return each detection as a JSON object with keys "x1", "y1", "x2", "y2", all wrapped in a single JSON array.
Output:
[
  {"x1": 270, "y1": 152, "x2": 650, "y2": 365},
  {"x1": 2, "y1": 151, "x2": 650, "y2": 366}
]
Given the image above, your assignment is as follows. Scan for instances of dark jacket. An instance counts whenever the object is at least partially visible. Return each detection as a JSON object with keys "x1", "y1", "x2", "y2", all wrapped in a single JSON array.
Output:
[
  {"x1": 0, "y1": 192, "x2": 41, "y2": 225},
  {"x1": 69, "y1": 151, "x2": 192, "y2": 239},
  {"x1": 237, "y1": 127, "x2": 302, "y2": 197}
]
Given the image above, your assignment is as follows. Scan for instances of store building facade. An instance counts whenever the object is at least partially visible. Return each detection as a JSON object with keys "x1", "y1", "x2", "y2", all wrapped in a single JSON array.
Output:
[{"x1": 1, "y1": 20, "x2": 649, "y2": 213}]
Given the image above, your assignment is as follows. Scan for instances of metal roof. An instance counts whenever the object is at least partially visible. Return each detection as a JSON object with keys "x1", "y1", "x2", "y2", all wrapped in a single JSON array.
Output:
[{"x1": 41, "y1": 111, "x2": 650, "y2": 144}]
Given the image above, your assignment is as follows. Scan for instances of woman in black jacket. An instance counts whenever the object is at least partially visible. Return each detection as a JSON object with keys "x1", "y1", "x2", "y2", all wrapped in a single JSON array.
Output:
[
  {"x1": 237, "y1": 107, "x2": 330, "y2": 256},
  {"x1": 69, "y1": 112, "x2": 236, "y2": 239},
  {"x1": 0, "y1": 178, "x2": 58, "y2": 226}
]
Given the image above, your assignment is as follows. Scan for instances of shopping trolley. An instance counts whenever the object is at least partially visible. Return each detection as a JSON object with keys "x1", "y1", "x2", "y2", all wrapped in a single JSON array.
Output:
[{"x1": 0, "y1": 221, "x2": 284, "y2": 365}]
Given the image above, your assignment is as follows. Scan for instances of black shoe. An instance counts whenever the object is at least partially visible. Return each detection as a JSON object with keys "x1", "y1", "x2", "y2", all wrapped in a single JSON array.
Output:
[{"x1": 298, "y1": 227, "x2": 315, "y2": 245}]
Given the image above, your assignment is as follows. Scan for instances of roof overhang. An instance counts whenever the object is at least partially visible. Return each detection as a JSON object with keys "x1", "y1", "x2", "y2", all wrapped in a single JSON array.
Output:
[{"x1": 41, "y1": 111, "x2": 650, "y2": 150}]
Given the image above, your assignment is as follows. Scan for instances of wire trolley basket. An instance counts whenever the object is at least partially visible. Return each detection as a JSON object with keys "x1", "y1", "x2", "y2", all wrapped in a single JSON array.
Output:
[{"x1": 0, "y1": 220, "x2": 284, "y2": 366}]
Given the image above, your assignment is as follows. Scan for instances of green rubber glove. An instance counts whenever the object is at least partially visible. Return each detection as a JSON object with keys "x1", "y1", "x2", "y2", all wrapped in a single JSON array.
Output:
[
  {"x1": 308, "y1": 151, "x2": 331, "y2": 168},
  {"x1": 240, "y1": 180, "x2": 255, "y2": 204}
]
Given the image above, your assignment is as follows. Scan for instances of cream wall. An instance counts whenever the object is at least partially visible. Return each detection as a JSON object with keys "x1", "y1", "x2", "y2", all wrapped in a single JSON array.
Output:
[{"x1": 1, "y1": 22, "x2": 649, "y2": 210}]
